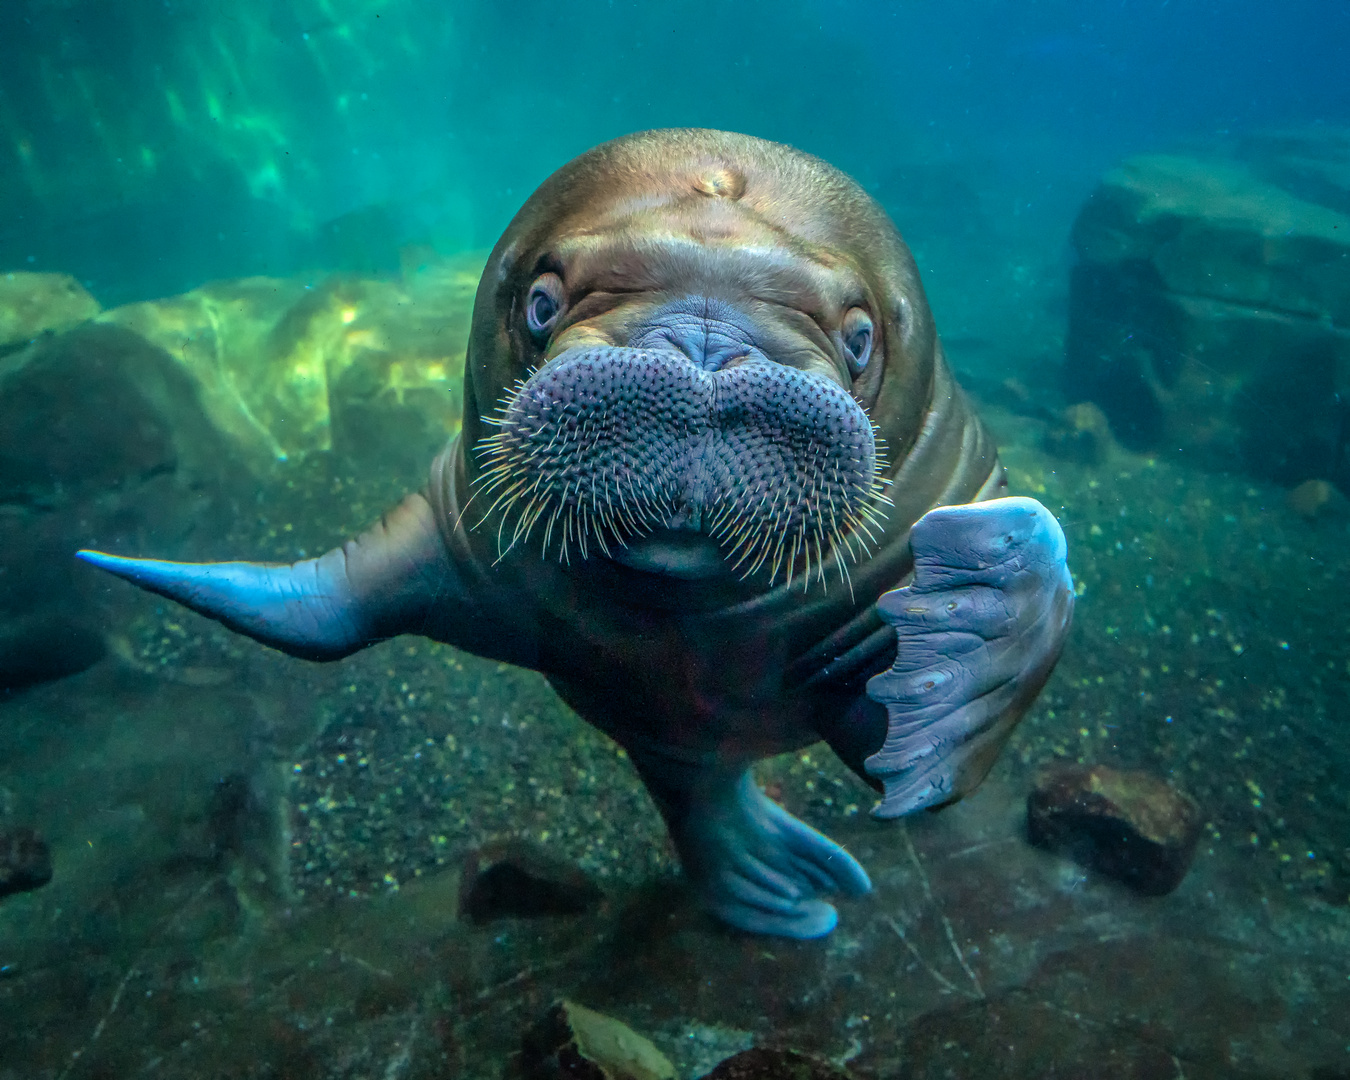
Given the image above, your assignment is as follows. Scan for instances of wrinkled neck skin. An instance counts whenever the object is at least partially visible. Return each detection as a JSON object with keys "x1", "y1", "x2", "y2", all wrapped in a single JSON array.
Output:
[{"x1": 424, "y1": 167, "x2": 1003, "y2": 759}]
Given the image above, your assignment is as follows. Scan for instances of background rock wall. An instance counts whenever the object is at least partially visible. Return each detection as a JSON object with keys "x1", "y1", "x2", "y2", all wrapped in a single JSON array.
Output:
[{"x1": 1063, "y1": 129, "x2": 1350, "y2": 493}]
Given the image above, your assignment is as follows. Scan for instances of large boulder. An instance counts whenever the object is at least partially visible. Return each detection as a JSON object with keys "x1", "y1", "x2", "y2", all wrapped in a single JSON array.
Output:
[
  {"x1": 1064, "y1": 131, "x2": 1350, "y2": 489},
  {"x1": 98, "y1": 251, "x2": 481, "y2": 477},
  {"x1": 0, "y1": 322, "x2": 242, "y2": 684}
]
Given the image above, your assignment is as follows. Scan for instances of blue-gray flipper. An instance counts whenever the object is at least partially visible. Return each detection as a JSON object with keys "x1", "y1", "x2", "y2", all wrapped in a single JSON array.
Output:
[
  {"x1": 77, "y1": 493, "x2": 452, "y2": 661},
  {"x1": 626, "y1": 748, "x2": 872, "y2": 939},
  {"x1": 865, "y1": 496, "x2": 1074, "y2": 818}
]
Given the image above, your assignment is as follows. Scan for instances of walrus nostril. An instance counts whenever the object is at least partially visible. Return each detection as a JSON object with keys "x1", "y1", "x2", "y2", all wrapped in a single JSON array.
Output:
[{"x1": 474, "y1": 346, "x2": 890, "y2": 588}]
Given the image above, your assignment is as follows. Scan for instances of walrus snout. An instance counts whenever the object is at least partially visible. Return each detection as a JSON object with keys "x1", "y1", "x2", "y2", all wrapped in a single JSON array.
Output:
[{"x1": 475, "y1": 344, "x2": 889, "y2": 587}]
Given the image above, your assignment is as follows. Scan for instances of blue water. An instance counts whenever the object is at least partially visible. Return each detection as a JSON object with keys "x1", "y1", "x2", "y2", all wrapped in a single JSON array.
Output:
[{"x1": 2, "y1": 2, "x2": 1349, "y2": 1076}]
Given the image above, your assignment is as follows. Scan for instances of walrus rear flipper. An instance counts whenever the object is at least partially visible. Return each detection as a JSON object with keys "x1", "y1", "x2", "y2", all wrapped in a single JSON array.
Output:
[
  {"x1": 77, "y1": 492, "x2": 452, "y2": 662},
  {"x1": 864, "y1": 497, "x2": 1074, "y2": 818}
]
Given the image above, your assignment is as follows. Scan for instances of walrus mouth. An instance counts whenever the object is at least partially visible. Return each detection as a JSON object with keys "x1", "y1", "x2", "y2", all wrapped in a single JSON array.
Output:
[{"x1": 475, "y1": 347, "x2": 890, "y2": 589}]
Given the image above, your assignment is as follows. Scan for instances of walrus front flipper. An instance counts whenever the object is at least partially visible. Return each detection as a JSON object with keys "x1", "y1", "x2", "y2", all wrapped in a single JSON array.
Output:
[
  {"x1": 627, "y1": 749, "x2": 872, "y2": 938},
  {"x1": 865, "y1": 496, "x2": 1074, "y2": 818},
  {"x1": 77, "y1": 493, "x2": 453, "y2": 661}
]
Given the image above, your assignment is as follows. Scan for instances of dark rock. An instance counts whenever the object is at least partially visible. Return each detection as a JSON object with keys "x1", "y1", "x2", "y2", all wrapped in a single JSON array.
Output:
[
  {"x1": 0, "y1": 612, "x2": 105, "y2": 692},
  {"x1": 1027, "y1": 764, "x2": 1202, "y2": 895},
  {"x1": 460, "y1": 840, "x2": 604, "y2": 923},
  {"x1": 518, "y1": 999, "x2": 676, "y2": 1080},
  {"x1": 0, "y1": 826, "x2": 53, "y2": 899},
  {"x1": 0, "y1": 321, "x2": 240, "y2": 628},
  {"x1": 699, "y1": 1047, "x2": 851, "y2": 1080},
  {"x1": 1064, "y1": 136, "x2": 1350, "y2": 491},
  {"x1": 167, "y1": 773, "x2": 256, "y2": 871}
]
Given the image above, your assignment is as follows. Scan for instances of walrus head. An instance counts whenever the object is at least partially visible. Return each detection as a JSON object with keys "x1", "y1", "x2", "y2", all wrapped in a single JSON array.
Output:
[{"x1": 458, "y1": 129, "x2": 940, "y2": 590}]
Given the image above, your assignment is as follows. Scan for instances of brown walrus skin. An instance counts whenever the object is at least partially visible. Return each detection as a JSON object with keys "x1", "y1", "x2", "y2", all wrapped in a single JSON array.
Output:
[{"x1": 80, "y1": 129, "x2": 1074, "y2": 939}]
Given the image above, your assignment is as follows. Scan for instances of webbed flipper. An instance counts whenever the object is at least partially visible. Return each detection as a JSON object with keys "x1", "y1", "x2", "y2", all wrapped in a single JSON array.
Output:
[
  {"x1": 78, "y1": 492, "x2": 453, "y2": 661},
  {"x1": 865, "y1": 496, "x2": 1074, "y2": 817},
  {"x1": 627, "y1": 748, "x2": 872, "y2": 938}
]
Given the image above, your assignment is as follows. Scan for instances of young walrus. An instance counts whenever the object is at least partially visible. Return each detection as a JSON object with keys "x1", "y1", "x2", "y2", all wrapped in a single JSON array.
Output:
[{"x1": 80, "y1": 129, "x2": 1074, "y2": 939}]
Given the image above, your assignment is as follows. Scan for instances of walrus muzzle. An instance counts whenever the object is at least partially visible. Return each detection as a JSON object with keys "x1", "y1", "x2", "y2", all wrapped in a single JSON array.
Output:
[{"x1": 477, "y1": 346, "x2": 887, "y2": 587}]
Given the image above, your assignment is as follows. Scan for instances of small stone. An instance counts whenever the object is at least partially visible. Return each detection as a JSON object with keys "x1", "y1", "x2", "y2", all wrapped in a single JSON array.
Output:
[
  {"x1": 699, "y1": 1047, "x2": 852, "y2": 1079},
  {"x1": 0, "y1": 826, "x2": 53, "y2": 899},
  {"x1": 459, "y1": 840, "x2": 603, "y2": 923},
  {"x1": 1042, "y1": 401, "x2": 1119, "y2": 465},
  {"x1": 1027, "y1": 763, "x2": 1202, "y2": 895},
  {"x1": 519, "y1": 999, "x2": 676, "y2": 1080},
  {"x1": 1286, "y1": 478, "x2": 1348, "y2": 519}
]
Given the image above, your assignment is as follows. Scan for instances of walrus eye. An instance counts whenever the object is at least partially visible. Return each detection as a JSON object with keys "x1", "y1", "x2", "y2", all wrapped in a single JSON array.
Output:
[
  {"x1": 841, "y1": 308, "x2": 874, "y2": 377},
  {"x1": 525, "y1": 273, "x2": 565, "y2": 340}
]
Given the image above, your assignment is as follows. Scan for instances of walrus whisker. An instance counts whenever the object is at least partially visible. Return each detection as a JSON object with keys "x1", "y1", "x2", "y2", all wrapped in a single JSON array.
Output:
[
  {"x1": 480, "y1": 478, "x2": 528, "y2": 531},
  {"x1": 541, "y1": 502, "x2": 563, "y2": 554}
]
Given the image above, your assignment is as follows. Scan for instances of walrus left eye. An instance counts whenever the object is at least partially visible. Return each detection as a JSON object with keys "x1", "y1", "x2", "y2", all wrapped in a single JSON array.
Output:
[
  {"x1": 841, "y1": 308, "x2": 874, "y2": 377},
  {"x1": 525, "y1": 273, "x2": 565, "y2": 340}
]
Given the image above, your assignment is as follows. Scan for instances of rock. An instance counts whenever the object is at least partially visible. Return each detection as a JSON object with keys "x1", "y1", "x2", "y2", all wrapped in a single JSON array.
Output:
[
  {"x1": 698, "y1": 1047, "x2": 852, "y2": 1080},
  {"x1": 0, "y1": 271, "x2": 100, "y2": 353},
  {"x1": 0, "y1": 613, "x2": 105, "y2": 693},
  {"x1": 0, "y1": 826, "x2": 53, "y2": 899},
  {"x1": 1027, "y1": 764, "x2": 1202, "y2": 895},
  {"x1": 0, "y1": 322, "x2": 234, "y2": 512},
  {"x1": 459, "y1": 840, "x2": 604, "y2": 923},
  {"x1": 98, "y1": 252, "x2": 481, "y2": 475},
  {"x1": 519, "y1": 999, "x2": 676, "y2": 1080},
  {"x1": 1042, "y1": 401, "x2": 1119, "y2": 465},
  {"x1": 1287, "y1": 478, "x2": 1350, "y2": 519},
  {"x1": 1064, "y1": 134, "x2": 1350, "y2": 491},
  {"x1": 0, "y1": 322, "x2": 240, "y2": 627}
]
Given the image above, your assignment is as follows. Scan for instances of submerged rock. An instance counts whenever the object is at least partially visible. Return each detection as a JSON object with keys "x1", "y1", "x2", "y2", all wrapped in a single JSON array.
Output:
[
  {"x1": 1042, "y1": 401, "x2": 1119, "y2": 466},
  {"x1": 698, "y1": 1048, "x2": 851, "y2": 1079},
  {"x1": 1027, "y1": 763, "x2": 1202, "y2": 895},
  {"x1": 0, "y1": 271, "x2": 100, "y2": 353},
  {"x1": 0, "y1": 321, "x2": 242, "y2": 648},
  {"x1": 0, "y1": 322, "x2": 234, "y2": 512},
  {"x1": 0, "y1": 826, "x2": 53, "y2": 899},
  {"x1": 1286, "y1": 477, "x2": 1350, "y2": 520},
  {"x1": 0, "y1": 613, "x2": 105, "y2": 693},
  {"x1": 459, "y1": 840, "x2": 604, "y2": 923},
  {"x1": 98, "y1": 253, "x2": 481, "y2": 474},
  {"x1": 1064, "y1": 131, "x2": 1350, "y2": 491},
  {"x1": 518, "y1": 999, "x2": 676, "y2": 1080}
]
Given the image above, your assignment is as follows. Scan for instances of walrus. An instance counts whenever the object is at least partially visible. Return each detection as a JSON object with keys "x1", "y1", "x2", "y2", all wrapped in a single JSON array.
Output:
[{"x1": 79, "y1": 129, "x2": 1074, "y2": 938}]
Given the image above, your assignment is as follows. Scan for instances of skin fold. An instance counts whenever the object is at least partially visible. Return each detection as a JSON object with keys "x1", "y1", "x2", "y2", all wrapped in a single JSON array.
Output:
[{"x1": 79, "y1": 129, "x2": 1074, "y2": 938}]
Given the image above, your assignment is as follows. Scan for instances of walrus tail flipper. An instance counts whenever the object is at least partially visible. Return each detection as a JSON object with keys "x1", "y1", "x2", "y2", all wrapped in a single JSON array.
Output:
[
  {"x1": 78, "y1": 492, "x2": 452, "y2": 662},
  {"x1": 864, "y1": 497, "x2": 1074, "y2": 818},
  {"x1": 625, "y1": 747, "x2": 872, "y2": 938}
]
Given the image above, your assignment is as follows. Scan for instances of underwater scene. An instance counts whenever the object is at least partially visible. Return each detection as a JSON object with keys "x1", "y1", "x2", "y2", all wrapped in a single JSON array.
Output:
[{"x1": 2, "y1": 0, "x2": 1350, "y2": 1076}]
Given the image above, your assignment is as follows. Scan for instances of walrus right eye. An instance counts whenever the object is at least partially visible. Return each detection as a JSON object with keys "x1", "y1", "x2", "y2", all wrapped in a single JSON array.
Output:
[{"x1": 525, "y1": 273, "x2": 565, "y2": 340}]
